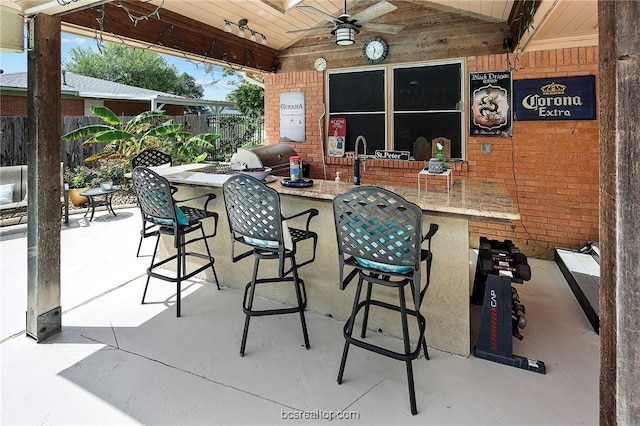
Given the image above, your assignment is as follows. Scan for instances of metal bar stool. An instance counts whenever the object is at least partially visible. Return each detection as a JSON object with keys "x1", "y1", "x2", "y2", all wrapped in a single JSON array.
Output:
[
  {"x1": 222, "y1": 174, "x2": 318, "y2": 357},
  {"x1": 332, "y1": 186, "x2": 438, "y2": 415},
  {"x1": 131, "y1": 149, "x2": 173, "y2": 257},
  {"x1": 131, "y1": 166, "x2": 220, "y2": 317}
]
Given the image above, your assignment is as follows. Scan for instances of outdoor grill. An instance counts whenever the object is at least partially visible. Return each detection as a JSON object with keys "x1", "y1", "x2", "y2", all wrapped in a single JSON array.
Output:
[{"x1": 230, "y1": 144, "x2": 300, "y2": 176}]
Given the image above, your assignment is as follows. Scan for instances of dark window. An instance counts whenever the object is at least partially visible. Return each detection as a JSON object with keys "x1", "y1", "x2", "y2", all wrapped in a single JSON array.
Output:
[
  {"x1": 394, "y1": 64, "x2": 461, "y2": 111},
  {"x1": 392, "y1": 63, "x2": 463, "y2": 159},
  {"x1": 329, "y1": 70, "x2": 385, "y2": 113},
  {"x1": 327, "y1": 62, "x2": 463, "y2": 159},
  {"x1": 393, "y1": 112, "x2": 462, "y2": 158},
  {"x1": 328, "y1": 70, "x2": 385, "y2": 155}
]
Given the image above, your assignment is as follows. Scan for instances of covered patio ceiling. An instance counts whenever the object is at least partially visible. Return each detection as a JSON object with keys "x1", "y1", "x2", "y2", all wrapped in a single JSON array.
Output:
[{"x1": 11, "y1": 0, "x2": 597, "y2": 73}]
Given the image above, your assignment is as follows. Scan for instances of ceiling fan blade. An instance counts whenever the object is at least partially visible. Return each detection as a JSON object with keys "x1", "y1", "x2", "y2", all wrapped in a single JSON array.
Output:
[
  {"x1": 286, "y1": 25, "x2": 334, "y2": 34},
  {"x1": 351, "y1": 0, "x2": 397, "y2": 23},
  {"x1": 364, "y1": 22, "x2": 405, "y2": 34},
  {"x1": 297, "y1": 5, "x2": 339, "y2": 23}
]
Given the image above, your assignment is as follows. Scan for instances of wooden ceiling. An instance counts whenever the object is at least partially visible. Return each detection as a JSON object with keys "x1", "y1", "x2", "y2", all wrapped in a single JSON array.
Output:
[{"x1": 10, "y1": 0, "x2": 598, "y2": 72}]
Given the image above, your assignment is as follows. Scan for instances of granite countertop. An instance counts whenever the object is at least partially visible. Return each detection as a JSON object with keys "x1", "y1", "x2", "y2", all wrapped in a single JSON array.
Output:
[
  {"x1": 160, "y1": 166, "x2": 520, "y2": 222},
  {"x1": 272, "y1": 179, "x2": 520, "y2": 222}
]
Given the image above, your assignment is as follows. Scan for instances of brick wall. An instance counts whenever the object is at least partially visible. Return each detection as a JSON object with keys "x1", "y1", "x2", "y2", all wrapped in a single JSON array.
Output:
[
  {"x1": 61, "y1": 98, "x2": 84, "y2": 116},
  {"x1": 467, "y1": 47, "x2": 599, "y2": 257},
  {"x1": 265, "y1": 71, "x2": 325, "y2": 171},
  {"x1": 261, "y1": 47, "x2": 601, "y2": 258},
  {"x1": 0, "y1": 95, "x2": 184, "y2": 117},
  {"x1": 0, "y1": 95, "x2": 27, "y2": 116}
]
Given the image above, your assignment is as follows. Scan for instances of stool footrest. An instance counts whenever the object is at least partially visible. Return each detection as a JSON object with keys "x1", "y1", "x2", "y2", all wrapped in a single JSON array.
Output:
[
  {"x1": 345, "y1": 299, "x2": 426, "y2": 362},
  {"x1": 242, "y1": 277, "x2": 307, "y2": 316},
  {"x1": 147, "y1": 253, "x2": 215, "y2": 283}
]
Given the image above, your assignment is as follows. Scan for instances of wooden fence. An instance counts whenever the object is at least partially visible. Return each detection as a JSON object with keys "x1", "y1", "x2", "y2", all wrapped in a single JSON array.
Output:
[{"x1": 0, "y1": 114, "x2": 265, "y2": 169}]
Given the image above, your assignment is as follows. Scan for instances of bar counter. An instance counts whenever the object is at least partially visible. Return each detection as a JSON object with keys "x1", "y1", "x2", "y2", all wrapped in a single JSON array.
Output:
[{"x1": 152, "y1": 165, "x2": 519, "y2": 357}]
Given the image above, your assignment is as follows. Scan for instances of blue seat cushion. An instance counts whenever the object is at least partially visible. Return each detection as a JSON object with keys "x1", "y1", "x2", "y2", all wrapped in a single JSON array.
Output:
[
  {"x1": 153, "y1": 204, "x2": 189, "y2": 226},
  {"x1": 354, "y1": 257, "x2": 413, "y2": 273},
  {"x1": 243, "y1": 236, "x2": 279, "y2": 248}
]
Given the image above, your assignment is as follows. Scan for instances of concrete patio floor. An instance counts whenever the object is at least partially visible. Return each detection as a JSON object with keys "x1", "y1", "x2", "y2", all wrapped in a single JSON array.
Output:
[{"x1": 1, "y1": 207, "x2": 599, "y2": 425}]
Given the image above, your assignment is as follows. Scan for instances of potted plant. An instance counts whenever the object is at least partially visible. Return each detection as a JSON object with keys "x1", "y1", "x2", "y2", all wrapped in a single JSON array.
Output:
[{"x1": 64, "y1": 165, "x2": 97, "y2": 206}]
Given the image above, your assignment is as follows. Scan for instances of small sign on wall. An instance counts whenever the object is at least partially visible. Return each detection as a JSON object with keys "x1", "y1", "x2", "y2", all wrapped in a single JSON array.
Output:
[
  {"x1": 327, "y1": 117, "x2": 346, "y2": 157},
  {"x1": 469, "y1": 71, "x2": 513, "y2": 137},
  {"x1": 513, "y1": 76, "x2": 596, "y2": 121},
  {"x1": 279, "y1": 92, "x2": 305, "y2": 142},
  {"x1": 375, "y1": 150, "x2": 410, "y2": 160}
]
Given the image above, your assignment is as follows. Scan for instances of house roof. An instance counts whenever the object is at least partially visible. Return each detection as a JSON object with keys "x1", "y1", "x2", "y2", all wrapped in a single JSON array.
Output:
[{"x1": 0, "y1": 71, "x2": 236, "y2": 111}]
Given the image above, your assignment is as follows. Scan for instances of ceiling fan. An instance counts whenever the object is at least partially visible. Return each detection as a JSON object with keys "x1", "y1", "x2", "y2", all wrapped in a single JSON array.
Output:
[{"x1": 289, "y1": 0, "x2": 404, "y2": 45}]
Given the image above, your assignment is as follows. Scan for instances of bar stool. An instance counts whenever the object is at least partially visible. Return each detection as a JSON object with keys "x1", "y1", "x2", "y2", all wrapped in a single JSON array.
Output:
[
  {"x1": 222, "y1": 174, "x2": 318, "y2": 357},
  {"x1": 131, "y1": 149, "x2": 173, "y2": 257},
  {"x1": 131, "y1": 166, "x2": 220, "y2": 317},
  {"x1": 332, "y1": 186, "x2": 438, "y2": 415}
]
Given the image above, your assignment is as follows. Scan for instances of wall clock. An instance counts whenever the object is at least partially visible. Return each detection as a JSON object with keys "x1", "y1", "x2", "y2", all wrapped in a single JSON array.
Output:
[
  {"x1": 314, "y1": 57, "x2": 327, "y2": 71},
  {"x1": 362, "y1": 37, "x2": 388, "y2": 64}
]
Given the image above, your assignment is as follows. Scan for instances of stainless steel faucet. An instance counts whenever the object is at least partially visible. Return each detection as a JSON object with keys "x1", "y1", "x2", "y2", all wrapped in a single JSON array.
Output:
[{"x1": 353, "y1": 135, "x2": 367, "y2": 185}]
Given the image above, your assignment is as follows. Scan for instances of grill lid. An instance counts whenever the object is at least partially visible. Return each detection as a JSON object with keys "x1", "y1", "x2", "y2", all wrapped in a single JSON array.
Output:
[{"x1": 230, "y1": 144, "x2": 298, "y2": 175}]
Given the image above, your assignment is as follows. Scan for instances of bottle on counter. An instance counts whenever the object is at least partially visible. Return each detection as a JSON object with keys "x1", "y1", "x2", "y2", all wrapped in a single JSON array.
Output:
[{"x1": 290, "y1": 155, "x2": 302, "y2": 181}]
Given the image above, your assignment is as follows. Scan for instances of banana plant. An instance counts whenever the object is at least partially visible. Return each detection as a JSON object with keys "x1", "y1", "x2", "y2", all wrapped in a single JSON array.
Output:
[
  {"x1": 62, "y1": 106, "x2": 219, "y2": 164},
  {"x1": 162, "y1": 131, "x2": 220, "y2": 164}
]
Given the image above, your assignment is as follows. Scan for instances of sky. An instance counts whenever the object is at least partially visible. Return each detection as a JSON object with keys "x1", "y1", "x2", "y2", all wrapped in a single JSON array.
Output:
[{"x1": 0, "y1": 32, "x2": 235, "y2": 101}]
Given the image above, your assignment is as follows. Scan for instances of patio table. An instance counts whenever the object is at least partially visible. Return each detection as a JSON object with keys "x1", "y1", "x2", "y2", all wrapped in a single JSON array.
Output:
[{"x1": 80, "y1": 186, "x2": 120, "y2": 221}]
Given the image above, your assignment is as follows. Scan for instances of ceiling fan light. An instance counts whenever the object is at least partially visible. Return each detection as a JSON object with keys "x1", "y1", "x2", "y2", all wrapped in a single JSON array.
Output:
[
  {"x1": 238, "y1": 28, "x2": 245, "y2": 38},
  {"x1": 333, "y1": 24, "x2": 357, "y2": 46},
  {"x1": 261, "y1": 35, "x2": 268, "y2": 45},
  {"x1": 224, "y1": 21, "x2": 231, "y2": 32}
]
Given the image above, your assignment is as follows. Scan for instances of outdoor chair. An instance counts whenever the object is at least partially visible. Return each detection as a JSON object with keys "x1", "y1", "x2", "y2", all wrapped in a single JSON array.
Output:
[
  {"x1": 332, "y1": 186, "x2": 439, "y2": 415},
  {"x1": 222, "y1": 174, "x2": 319, "y2": 357},
  {"x1": 131, "y1": 149, "x2": 173, "y2": 257},
  {"x1": 131, "y1": 166, "x2": 220, "y2": 317}
]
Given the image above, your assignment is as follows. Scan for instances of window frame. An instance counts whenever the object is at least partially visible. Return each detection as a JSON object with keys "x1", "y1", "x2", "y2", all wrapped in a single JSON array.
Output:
[
  {"x1": 390, "y1": 59, "x2": 465, "y2": 159},
  {"x1": 326, "y1": 59, "x2": 466, "y2": 159}
]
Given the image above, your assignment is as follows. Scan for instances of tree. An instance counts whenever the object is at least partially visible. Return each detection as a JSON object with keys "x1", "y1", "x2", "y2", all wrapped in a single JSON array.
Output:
[
  {"x1": 174, "y1": 72, "x2": 204, "y2": 99},
  {"x1": 64, "y1": 43, "x2": 203, "y2": 97},
  {"x1": 210, "y1": 67, "x2": 265, "y2": 116},
  {"x1": 227, "y1": 81, "x2": 265, "y2": 117}
]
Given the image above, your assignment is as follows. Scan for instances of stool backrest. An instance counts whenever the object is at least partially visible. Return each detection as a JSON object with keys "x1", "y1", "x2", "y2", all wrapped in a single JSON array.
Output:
[
  {"x1": 131, "y1": 149, "x2": 172, "y2": 168},
  {"x1": 223, "y1": 174, "x2": 285, "y2": 248},
  {"x1": 131, "y1": 166, "x2": 177, "y2": 226},
  {"x1": 333, "y1": 186, "x2": 423, "y2": 288}
]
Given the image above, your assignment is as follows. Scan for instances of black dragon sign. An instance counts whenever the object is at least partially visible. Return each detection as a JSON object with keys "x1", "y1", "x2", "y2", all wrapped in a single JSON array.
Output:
[{"x1": 470, "y1": 71, "x2": 513, "y2": 137}]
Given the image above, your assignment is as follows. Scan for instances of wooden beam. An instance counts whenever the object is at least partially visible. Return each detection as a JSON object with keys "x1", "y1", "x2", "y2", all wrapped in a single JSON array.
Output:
[
  {"x1": 26, "y1": 13, "x2": 62, "y2": 342},
  {"x1": 278, "y1": 22, "x2": 505, "y2": 72},
  {"x1": 599, "y1": 0, "x2": 640, "y2": 424},
  {"x1": 61, "y1": 0, "x2": 278, "y2": 72},
  {"x1": 598, "y1": 1, "x2": 616, "y2": 421},
  {"x1": 507, "y1": 0, "x2": 541, "y2": 51}
]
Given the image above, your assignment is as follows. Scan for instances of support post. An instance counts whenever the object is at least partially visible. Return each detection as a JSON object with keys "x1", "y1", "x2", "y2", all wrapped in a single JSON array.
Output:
[
  {"x1": 599, "y1": 0, "x2": 640, "y2": 424},
  {"x1": 25, "y1": 14, "x2": 62, "y2": 342}
]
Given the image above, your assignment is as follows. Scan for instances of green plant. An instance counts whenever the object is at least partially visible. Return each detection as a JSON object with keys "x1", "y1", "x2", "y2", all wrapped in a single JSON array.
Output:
[
  {"x1": 62, "y1": 106, "x2": 221, "y2": 164},
  {"x1": 64, "y1": 160, "x2": 129, "y2": 189},
  {"x1": 162, "y1": 132, "x2": 220, "y2": 164},
  {"x1": 64, "y1": 165, "x2": 97, "y2": 189},
  {"x1": 91, "y1": 159, "x2": 128, "y2": 187}
]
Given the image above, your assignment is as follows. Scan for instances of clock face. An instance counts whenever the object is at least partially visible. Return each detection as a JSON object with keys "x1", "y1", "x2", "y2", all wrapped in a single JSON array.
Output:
[
  {"x1": 362, "y1": 37, "x2": 388, "y2": 64},
  {"x1": 314, "y1": 57, "x2": 327, "y2": 71}
]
